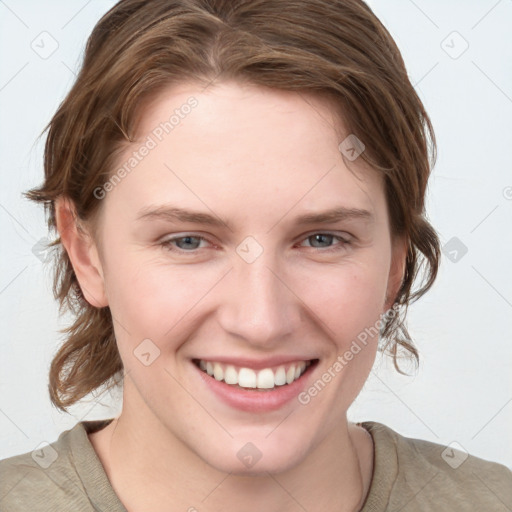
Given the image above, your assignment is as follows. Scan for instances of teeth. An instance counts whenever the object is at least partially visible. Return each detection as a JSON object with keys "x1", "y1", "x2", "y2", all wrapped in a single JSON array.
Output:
[
  {"x1": 274, "y1": 366, "x2": 286, "y2": 386},
  {"x1": 294, "y1": 361, "x2": 306, "y2": 380},
  {"x1": 257, "y1": 368, "x2": 275, "y2": 389},
  {"x1": 213, "y1": 363, "x2": 224, "y2": 381},
  {"x1": 196, "y1": 359, "x2": 312, "y2": 389},
  {"x1": 238, "y1": 368, "x2": 257, "y2": 388},
  {"x1": 224, "y1": 365, "x2": 238, "y2": 385}
]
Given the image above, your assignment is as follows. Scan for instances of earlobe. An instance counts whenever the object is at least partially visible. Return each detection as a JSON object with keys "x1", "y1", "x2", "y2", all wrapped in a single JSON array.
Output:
[{"x1": 55, "y1": 197, "x2": 108, "y2": 308}]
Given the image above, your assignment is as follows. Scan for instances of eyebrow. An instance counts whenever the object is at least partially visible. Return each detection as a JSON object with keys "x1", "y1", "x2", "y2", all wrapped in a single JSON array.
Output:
[{"x1": 135, "y1": 205, "x2": 374, "y2": 230}]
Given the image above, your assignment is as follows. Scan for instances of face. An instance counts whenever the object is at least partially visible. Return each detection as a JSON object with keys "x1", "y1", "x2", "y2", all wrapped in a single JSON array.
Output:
[{"x1": 71, "y1": 81, "x2": 405, "y2": 474}]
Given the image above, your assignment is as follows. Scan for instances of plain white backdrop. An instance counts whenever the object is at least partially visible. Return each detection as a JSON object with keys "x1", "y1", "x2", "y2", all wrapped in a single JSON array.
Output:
[{"x1": 1, "y1": 0, "x2": 511, "y2": 469}]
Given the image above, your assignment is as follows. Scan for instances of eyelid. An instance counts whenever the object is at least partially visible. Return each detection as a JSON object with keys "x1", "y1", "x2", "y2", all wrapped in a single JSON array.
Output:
[
  {"x1": 295, "y1": 231, "x2": 353, "y2": 251},
  {"x1": 298, "y1": 230, "x2": 353, "y2": 242},
  {"x1": 159, "y1": 232, "x2": 215, "y2": 248},
  {"x1": 159, "y1": 231, "x2": 353, "y2": 254}
]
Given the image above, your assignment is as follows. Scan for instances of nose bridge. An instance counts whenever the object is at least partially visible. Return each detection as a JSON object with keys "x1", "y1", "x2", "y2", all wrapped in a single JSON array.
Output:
[{"x1": 219, "y1": 246, "x2": 298, "y2": 345}]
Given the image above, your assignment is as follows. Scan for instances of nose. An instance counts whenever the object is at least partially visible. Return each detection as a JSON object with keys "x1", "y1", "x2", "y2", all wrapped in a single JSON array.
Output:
[{"x1": 217, "y1": 251, "x2": 302, "y2": 349}]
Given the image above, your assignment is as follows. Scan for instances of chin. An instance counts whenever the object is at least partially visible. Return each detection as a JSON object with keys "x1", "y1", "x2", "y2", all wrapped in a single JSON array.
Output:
[{"x1": 196, "y1": 432, "x2": 311, "y2": 476}]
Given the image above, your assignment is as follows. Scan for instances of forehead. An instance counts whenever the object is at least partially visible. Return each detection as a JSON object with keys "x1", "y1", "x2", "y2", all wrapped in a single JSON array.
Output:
[
  {"x1": 107, "y1": 81, "x2": 387, "y2": 230},
  {"x1": 136, "y1": 81, "x2": 345, "y2": 150}
]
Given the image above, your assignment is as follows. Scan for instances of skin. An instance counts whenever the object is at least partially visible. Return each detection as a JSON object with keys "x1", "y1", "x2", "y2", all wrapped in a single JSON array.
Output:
[{"x1": 56, "y1": 81, "x2": 407, "y2": 512}]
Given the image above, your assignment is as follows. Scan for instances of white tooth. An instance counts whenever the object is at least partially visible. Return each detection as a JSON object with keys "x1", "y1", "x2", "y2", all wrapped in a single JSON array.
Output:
[
  {"x1": 238, "y1": 368, "x2": 257, "y2": 388},
  {"x1": 294, "y1": 364, "x2": 302, "y2": 379},
  {"x1": 299, "y1": 361, "x2": 306, "y2": 374},
  {"x1": 257, "y1": 369, "x2": 275, "y2": 389},
  {"x1": 206, "y1": 361, "x2": 214, "y2": 376},
  {"x1": 199, "y1": 360, "x2": 207, "y2": 371},
  {"x1": 274, "y1": 366, "x2": 286, "y2": 386},
  {"x1": 286, "y1": 365, "x2": 296, "y2": 384},
  {"x1": 213, "y1": 363, "x2": 224, "y2": 381},
  {"x1": 224, "y1": 365, "x2": 238, "y2": 385}
]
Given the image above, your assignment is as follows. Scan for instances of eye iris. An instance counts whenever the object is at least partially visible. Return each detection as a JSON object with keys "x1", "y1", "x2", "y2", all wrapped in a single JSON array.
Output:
[
  {"x1": 176, "y1": 236, "x2": 201, "y2": 250},
  {"x1": 310, "y1": 234, "x2": 333, "y2": 247},
  {"x1": 167, "y1": 234, "x2": 342, "y2": 252}
]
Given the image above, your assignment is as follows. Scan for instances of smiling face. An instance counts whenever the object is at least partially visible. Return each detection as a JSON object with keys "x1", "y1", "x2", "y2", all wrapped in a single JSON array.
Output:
[{"x1": 67, "y1": 80, "x2": 406, "y2": 474}]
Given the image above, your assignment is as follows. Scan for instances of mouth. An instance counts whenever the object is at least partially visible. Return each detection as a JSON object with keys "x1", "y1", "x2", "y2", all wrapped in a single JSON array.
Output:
[{"x1": 192, "y1": 358, "x2": 319, "y2": 391}]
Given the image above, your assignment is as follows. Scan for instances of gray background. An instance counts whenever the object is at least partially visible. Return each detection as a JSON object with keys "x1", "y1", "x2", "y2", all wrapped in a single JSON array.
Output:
[{"x1": 1, "y1": 0, "x2": 511, "y2": 468}]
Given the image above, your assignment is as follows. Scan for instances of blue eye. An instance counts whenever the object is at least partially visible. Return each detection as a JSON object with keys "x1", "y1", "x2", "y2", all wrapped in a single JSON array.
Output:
[
  {"x1": 161, "y1": 235, "x2": 207, "y2": 252},
  {"x1": 299, "y1": 233, "x2": 351, "y2": 251},
  {"x1": 160, "y1": 232, "x2": 351, "y2": 255}
]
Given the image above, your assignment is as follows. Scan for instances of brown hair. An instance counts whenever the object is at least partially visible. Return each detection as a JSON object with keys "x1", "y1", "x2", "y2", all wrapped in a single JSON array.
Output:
[{"x1": 25, "y1": 0, "x2": 440, "y2": 412}]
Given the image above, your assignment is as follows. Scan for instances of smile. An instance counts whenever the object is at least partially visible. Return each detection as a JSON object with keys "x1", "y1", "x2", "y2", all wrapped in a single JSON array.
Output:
[{"x1": 193, "y1": 359, "x2": 316, "y2": 390}]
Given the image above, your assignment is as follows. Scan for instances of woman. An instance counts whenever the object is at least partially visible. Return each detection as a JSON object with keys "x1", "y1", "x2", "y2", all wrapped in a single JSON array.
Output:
[{"x1": 1, "y1": 0, "x2": 511, "y2": 510}]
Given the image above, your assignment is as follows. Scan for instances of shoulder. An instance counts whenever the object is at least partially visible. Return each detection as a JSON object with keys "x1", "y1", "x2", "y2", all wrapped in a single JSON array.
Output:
[
  {"x1": 361, "y1": 421, "x2": 512, "y2": 510},
  {"x1": 0, "y1": 420, "x2": 114, "y2": 512}
]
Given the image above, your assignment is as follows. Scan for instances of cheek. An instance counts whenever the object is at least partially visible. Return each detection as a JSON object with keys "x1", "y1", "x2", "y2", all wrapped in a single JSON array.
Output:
[
  {"x1": 294, "y1": 258, "x2": 390, "y2": 346},
  {"x1": 103, "y1": 244, "x2": 390, "y2": 354},
  {"x1": 103, "y1": 251, "x2": 223, "y2": 341}
]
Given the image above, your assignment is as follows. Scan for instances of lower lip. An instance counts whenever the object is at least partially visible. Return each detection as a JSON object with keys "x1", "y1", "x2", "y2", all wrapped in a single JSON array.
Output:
[{"x1": 193, "y1": 360, "x2": 318, "y2": 413}]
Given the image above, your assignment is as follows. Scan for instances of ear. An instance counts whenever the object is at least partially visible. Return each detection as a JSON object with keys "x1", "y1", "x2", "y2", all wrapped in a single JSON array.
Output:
[
  {"x1": 55, "y1": 197, "x2": 108, "y2": 308},
  {"x1": 384, "y1": 235, "x2": 408, "y2": 312}
]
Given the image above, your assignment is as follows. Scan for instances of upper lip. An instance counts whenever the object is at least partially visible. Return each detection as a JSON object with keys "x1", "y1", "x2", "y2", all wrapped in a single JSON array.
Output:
[{"x1": 192, "y1": 356, "x2": 318, "y2": 370}]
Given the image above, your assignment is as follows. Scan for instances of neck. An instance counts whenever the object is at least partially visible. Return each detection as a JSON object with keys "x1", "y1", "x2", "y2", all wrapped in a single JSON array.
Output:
[{"x1": 89, "y1": 391, "x2": 373, "y2": 512}]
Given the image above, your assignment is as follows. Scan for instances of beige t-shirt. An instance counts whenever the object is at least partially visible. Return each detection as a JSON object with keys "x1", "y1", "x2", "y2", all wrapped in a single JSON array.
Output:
[{"x1": 1, "y1": 419, "x2": 511, "y2": 511}]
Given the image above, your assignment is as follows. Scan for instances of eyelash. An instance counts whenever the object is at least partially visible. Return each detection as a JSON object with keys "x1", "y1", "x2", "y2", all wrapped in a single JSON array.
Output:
[{"x1": 159, "y1": 232, "x2": 352, "y2": 255}]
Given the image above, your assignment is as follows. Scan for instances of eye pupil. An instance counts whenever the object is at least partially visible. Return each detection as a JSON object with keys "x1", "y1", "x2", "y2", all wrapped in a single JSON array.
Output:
[
  {"x1": 310, "y1": 234, "x2": 333, "y2": 247},
  {"x1": 163, "y1": 232, "x2": 347, "y2": 255},
  {"x1": 176, "y1": 236, "x2": 200, "y2": 250}
]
